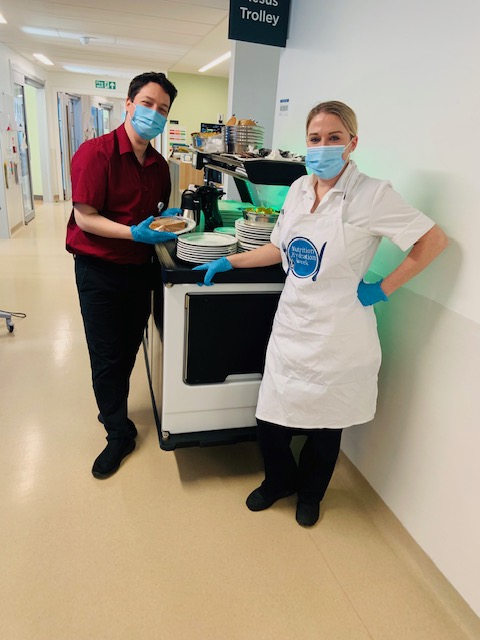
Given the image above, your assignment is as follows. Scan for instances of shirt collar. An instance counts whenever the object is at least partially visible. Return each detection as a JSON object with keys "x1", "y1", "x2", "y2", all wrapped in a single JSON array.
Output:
[
  {"x1": 333, "y1": 160, "x2": 358, "y2": 193},
  {"x1": 302, "y1": 160, "x2": 359, "y2": 195},
  {"x1": 116, "y1": 124, "x2": 159, "y2": 165},
  {"x1": 117, "y1": 124, "x2": 134, "y2": 155}
]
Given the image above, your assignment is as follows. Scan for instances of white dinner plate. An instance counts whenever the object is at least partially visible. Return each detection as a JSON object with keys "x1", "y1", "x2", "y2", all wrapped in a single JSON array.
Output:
[
  {"x1": 236, "y1": 231, "x2": 268, "y2": 241},
  {"x1": 238, "y1": 240, "x2": 265, "y2": 250},
  {"x1": 236, "y1": 218, "x2": 276, "y2": 229},
  {"x1": 177, "y1": 248, "x2": 237, "y2": 259},
  {"x1": 178, "y1": 232, "x2": 237, "y2": 248},
  {"x1": 177, "y1": 251, "x2": 237, "y2": 262},
  {"x1": 236, "y1": 226, "x2": 271, "y2": 236},
  {"x1": 235, "y1": 220, "x2": 272, "y2": 236},
  {"x1": 176, "y1": 253, "x2": 234, "y2": 265}
]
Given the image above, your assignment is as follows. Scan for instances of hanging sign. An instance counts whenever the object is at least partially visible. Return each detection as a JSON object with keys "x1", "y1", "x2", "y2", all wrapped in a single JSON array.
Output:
[
  {"x1": 95, "y1": 80, "x2": 116, "y2": 90},
  {"x1": 228, "y1": 0, "x2": 291, "y2": 48}
]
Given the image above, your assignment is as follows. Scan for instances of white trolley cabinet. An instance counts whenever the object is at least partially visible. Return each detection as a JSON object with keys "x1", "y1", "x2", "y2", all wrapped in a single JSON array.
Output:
[{"x1": 146, "y1": 246, "x2": 284, "y2": 450}]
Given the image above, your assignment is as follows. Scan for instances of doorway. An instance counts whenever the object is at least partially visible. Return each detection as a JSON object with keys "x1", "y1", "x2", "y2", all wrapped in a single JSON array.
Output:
[
  {"x1": 12, "y1": 83, "x2": 34, "y2": 223},
  {"x1": 90, "y1": 102, "x2": 112, "y2": 137},
  {"x1": 58, "y1": 93, "x2": 83, "y2": 201},
  {"x1": 10, "y1": 67, "x2": 50, "y2": 223},
  {"x1": 24, "y1": 84, "x2": 44, "y2": 206}
]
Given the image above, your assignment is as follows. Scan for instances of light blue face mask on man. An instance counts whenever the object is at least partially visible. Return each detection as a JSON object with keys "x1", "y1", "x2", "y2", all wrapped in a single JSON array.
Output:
[
  {"x1": 130, "y1": 104, "x2": 167, "y2": 140},
  {"x1": 305, "y1": 140, "x2": 353, "y2": 180}
]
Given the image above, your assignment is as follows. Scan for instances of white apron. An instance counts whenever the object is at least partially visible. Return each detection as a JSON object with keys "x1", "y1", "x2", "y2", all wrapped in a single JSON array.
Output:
[{"x1": 256, "y1": 172, "x2": 382, "y2": 429}]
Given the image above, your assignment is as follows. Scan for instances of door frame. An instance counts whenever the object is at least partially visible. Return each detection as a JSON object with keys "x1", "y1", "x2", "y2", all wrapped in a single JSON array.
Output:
[{"x1": 10, "y1": 66, "x2": 52, "y2": 211}]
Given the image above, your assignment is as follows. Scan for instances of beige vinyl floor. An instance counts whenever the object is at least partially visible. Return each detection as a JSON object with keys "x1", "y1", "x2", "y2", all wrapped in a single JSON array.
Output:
[{"x1": 1, "y1": 201, "x2": 479, "y2": 640}]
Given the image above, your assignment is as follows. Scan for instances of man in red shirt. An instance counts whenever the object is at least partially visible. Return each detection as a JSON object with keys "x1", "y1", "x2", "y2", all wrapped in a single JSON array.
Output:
[{"x1": 66, "y1": 72, "x2": 180, "y2": 479}]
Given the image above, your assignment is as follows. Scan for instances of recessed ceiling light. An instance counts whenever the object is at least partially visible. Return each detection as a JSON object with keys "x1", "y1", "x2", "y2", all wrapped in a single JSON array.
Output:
[
  {"x1": 22, "y1": 26, "x2": 96, "y2": 42},
  {"x1": 63, "y1": 65, "x2": 132, "y2": 79},
  {"x1": 0, "y1": 13, "x2": 7, "y2": 24},
  {"x1": 24, "y1": 26, "x2": 77, "y2": 38},
  {"x1": 199, "y1": 52, "x2": 231, "y2": 73},
  {"x1": 33, "y1": 53, "x2": 54, "y2": 66}
]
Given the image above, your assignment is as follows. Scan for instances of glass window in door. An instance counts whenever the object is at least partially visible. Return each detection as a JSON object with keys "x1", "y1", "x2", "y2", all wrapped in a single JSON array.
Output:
[{"x1": 13, "y1": 83, "x2": 34, "y2": 221}]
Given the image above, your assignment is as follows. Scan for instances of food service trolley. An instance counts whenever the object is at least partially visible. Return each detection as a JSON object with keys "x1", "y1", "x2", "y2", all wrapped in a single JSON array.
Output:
[
  {"x1": 145, "y1": 247, "x2": 285, "y2": 450},
  {"x1": 143, "y1": 154, "x2": 306, "y2": 450}
]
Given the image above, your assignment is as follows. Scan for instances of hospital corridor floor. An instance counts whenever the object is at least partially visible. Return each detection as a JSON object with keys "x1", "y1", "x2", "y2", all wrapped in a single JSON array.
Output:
[{"x1": 0, "y1": 201, "x2": 479, "y2": 640}]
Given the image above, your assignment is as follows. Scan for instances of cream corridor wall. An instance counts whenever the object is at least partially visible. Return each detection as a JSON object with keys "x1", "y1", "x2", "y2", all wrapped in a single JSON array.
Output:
[
  {"x1": 168, "y1": 72, "x2": 228, "y2": 141},
  {"x1": 270, "y1": 0, "x2": 480, "y2": 616}
]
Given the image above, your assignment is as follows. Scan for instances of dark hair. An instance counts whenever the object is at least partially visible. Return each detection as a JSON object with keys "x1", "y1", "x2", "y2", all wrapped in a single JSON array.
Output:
[{"x1": 128, "y1": 72, "x2": 178, "y2": 107}]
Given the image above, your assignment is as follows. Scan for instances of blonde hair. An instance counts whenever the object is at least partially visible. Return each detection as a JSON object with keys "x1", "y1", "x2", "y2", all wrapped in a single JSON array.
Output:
[{"x1": 306, "y1": 101, "x2": 358, "y2": 138}]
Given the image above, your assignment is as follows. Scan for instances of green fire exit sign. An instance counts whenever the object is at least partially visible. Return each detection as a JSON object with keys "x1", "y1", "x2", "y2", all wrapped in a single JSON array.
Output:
[{"x1": 95, "y1": 80, "x2": 116, "y2": 90}]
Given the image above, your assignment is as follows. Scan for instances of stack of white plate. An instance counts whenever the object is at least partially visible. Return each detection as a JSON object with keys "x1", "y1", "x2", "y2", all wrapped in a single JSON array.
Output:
[
  {"x1": 235, "y1": 218, "x2": 273, "y2": 252},
  {"x1": 176, "y1": 232, "x2": 238, "y2": 264}
]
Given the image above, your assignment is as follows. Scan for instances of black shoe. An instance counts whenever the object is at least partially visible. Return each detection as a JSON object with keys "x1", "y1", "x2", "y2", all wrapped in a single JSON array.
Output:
[
  {"x1": 296, "y1": 502, "x2": 320, "y2": 527},
  {"x1": 246, "y1": 486, "x2": 296, "y2": 512},
  {"x1": 92, "y1": 438, "x2": 136, "y2": 479},
  {"x1": 97, "y1": 414, "x2": 138, "y2": 439}
]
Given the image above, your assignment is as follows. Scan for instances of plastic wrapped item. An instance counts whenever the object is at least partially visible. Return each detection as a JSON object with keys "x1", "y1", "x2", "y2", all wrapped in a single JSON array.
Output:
[
  {"x1": 204, "y1": 135, "x2": 225, "y2": 153},
  {"x1": 191, "y1": 132, "x2": 224, "y2": 152}
]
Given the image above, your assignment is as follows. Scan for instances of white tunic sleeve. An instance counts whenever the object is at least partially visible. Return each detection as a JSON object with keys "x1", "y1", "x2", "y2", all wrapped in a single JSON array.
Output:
[{"x1": 368, "y1": 181, "x2": 435, "y2": 251}]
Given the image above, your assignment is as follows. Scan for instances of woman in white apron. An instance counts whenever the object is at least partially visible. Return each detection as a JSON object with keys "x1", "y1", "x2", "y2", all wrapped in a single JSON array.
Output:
[{"x1": 194, "y1": 101, "x2": 448, "y2": 526}]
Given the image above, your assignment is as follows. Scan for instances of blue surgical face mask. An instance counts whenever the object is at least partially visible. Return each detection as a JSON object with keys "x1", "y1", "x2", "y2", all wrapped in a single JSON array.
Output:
[
  {"x1": 305, "y1": 140, "x2": 353, "y2": 180},
  {"x1": 130, "y1": 104, "x2": 167, "y2": 140}
]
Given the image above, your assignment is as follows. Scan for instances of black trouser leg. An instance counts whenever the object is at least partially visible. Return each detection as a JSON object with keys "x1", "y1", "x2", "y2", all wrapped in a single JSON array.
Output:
[
  {"x1": 256, "y1": 419, "x2": 298, "y2": 496},
  {"x1": 297, "y1": 428, "x2": 343, "y2": 505},
  {"x1": 75, "y1": 256, "x2": 151, "y2": 440}
]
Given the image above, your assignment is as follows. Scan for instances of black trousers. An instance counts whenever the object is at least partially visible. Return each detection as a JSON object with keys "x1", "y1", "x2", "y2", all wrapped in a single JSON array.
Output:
[
  {"x1": 74, "y1": 255, "x2": 153, "y2": 440},
  {"x1": 257, "y1": 419, "x2": 343, "y2": 505}
]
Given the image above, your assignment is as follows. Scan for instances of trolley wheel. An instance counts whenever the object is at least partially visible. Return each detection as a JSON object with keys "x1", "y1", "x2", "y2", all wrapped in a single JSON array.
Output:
[{"x1": 7, "y1": 322, "x2": 14, "y2": 333}]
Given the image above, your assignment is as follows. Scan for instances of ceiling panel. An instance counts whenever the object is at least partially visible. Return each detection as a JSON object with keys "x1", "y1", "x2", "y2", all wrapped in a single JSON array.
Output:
[{"x1": 0, "y1": 0, "x2": 231, "y2": 77}]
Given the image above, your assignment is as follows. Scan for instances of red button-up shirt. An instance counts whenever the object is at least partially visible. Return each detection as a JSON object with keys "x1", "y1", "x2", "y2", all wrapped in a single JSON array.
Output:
[{"x1": 66, "y1": 124, "x2": 171, "y2": 264}]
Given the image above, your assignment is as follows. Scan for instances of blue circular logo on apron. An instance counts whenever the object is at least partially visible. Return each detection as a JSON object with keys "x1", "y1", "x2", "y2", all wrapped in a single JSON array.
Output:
[{"x1": 284, "y1": 237, "x2": 326, "y2": 280}]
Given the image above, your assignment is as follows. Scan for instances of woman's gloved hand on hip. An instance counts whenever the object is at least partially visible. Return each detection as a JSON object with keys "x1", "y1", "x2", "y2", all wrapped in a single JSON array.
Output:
[
  {"x1": 193, "y1": 256, "x2": 233, "y2": 286},
  {"x1": 160, "y1": 207, "x2": 182, "y2": 217},
  {"x1": 131, "y1": 216, "x2": 176, "y2": 244},
  {"x1": 357, "y1": 279, "x2": 388, "y2": 306}
]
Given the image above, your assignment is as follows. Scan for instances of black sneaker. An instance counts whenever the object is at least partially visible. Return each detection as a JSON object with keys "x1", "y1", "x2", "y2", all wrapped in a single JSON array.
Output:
[
  {"x1": 246, "y1": 486, "x2": 296, "y2": 512},
  {"x1": 296, "y1": 501, "x2": 320, "y2": 527},
  {"x1": 91, "y1": 438, "x2": 136, "y2": 479}
]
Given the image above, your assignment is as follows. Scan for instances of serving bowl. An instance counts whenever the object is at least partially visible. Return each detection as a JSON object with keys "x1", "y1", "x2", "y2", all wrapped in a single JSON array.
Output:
[{"x1": 242, "y1": 208, "x2": 279, "y2": 225}]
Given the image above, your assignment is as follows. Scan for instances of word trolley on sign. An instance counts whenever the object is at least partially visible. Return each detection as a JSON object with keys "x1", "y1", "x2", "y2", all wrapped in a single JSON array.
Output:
[{"x1": 228, "y1": 0, "x2": 291, "y2": 48}]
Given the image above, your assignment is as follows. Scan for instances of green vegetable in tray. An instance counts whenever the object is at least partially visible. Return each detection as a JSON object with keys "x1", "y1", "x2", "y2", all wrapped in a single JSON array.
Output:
[{"x1": 245, "y1": 207, "x2": 279, "y2": 215}]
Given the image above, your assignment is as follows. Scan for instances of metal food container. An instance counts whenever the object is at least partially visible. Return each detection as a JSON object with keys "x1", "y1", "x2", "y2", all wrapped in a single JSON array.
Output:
[
  {"x1": 223, "y1": 125, "x2": 264, "y2": 154},
  {"x1": 243, "y1": 209, "x2": 279, "y2": 225}
]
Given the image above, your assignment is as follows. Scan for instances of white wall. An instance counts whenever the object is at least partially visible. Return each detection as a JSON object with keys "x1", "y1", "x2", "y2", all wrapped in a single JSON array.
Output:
[
  {"x1": 168, "y1": 72, "x2": 228, "y2": 141},
  {"x1": 226, "y1": 40, "x2": 281, "y2": 199},
  {"x1": 228, "y1": 39, "x2": 281, "y2": 149},
  {"x1": 272, "y1": 0, "x2": 480, "y2": 615}
]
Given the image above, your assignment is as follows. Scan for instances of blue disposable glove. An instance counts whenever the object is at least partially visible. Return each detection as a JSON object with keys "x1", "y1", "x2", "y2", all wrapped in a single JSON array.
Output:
[
  {"x1": 160, "y1": 207, "x2": 182, "y2": 217},
  {"x1": 357, "y1": 279, "x2": 388, "y2": 306},
  {"x1": 131, "y1": 216, "x2": 176, "y2": 245},
  {"x1": 192, "y1": 256, "x2": 233, "y2": 286}
]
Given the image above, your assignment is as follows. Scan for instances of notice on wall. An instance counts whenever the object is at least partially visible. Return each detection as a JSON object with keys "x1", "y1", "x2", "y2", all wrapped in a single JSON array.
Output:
[
  {"x1": 279, "y1": 98, "x2": 289, "y2": 117},
  {"x1": 228, "y1": 0, "x2": 291, "y2": 48},
  {"x1": 169, "y1": 125, "x2": 187, "y2": 148}
]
